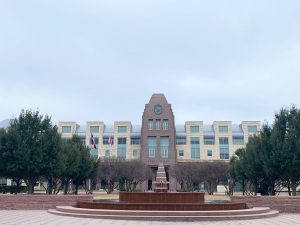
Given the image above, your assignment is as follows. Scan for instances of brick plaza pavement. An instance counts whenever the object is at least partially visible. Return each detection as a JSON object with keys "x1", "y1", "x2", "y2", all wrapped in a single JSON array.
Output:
[{"x1": 0, "y1": 210, "x2": 300, "y2": 225}]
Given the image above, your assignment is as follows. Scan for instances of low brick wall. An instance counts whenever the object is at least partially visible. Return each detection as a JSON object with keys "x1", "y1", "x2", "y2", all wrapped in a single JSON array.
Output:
[
  {"x1": 0, "y1": 194, "x2": 93, "y2": 210},
  {"x1": 119, "y1": 192, "x2": 205, "y2": 203},
  {"x1": 231, "y1": 195, "x2": 300, "y2": 213}
]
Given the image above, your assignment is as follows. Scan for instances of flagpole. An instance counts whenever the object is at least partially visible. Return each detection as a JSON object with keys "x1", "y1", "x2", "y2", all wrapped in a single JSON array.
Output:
[{"x1": 108, "y1": 135, "x2": 113, "y2": 194}]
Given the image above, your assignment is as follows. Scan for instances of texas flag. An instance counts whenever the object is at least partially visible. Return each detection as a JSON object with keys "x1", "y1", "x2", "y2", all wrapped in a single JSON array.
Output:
[{"x1": 90, "y1": 133, "x2": 97, "y2": 149}]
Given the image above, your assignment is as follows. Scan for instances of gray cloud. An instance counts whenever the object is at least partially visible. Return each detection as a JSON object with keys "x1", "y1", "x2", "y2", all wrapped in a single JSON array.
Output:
[{"x1": 0, "y1": 0, "x2": 300, "y2": 125}]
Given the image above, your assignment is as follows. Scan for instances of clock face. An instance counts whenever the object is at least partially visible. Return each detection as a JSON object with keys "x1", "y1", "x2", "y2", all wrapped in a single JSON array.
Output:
[{"x1": 154, "y1": 105, "x2": 162, "y2": 115}]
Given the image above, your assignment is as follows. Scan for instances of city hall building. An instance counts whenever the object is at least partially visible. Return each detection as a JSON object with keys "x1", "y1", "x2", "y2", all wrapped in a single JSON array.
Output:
[{"x1": 58, "y1": 94, "x2": 260, "y2": 191}]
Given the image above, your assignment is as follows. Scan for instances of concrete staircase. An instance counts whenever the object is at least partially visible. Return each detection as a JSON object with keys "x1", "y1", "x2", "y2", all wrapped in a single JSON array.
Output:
[{"x1": 48, "y1": 206, "x2": 279, "y2": 221}]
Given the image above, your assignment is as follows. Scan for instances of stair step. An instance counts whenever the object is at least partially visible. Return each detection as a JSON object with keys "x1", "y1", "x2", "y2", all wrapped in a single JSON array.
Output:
[
  {"x1": 55, "y1": 206, "x2": 271, "y2": 216},
  {"x1": 48, "y1": 208, "x2": 279, "y2": 221}
]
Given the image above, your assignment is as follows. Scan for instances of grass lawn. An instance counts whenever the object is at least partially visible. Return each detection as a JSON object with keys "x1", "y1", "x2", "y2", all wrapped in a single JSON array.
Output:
[
  {"x1": 93, "y1": 193, "x2": 119, "y2": 200},
  {"x1": 205, "y1": 194, "x2": 230, "y2": 201}
]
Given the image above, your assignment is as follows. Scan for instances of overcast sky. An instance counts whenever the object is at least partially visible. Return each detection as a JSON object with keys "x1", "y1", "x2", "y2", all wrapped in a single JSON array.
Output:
[{"x1": 0, "y1": 0, "x2": 300, "y2": 125}]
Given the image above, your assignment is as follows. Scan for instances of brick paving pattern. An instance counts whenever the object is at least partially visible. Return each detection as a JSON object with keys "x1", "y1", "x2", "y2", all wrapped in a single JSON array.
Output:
[{"x1": 0, "y1": 210, "x2": 300, "y2": 225}]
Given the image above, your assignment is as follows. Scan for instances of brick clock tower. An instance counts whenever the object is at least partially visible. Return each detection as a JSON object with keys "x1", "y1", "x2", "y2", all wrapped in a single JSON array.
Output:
[{"x1": 141, "y1": 94, "x2": 177, "y2": 191}]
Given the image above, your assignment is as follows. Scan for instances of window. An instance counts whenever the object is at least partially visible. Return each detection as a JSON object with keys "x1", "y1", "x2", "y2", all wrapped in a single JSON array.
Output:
[
  {"x1": 176, "y1": 136, "x2": 186, "y2": 145},
  {"x1": 105, "y1": 150, "x2": 110, "y2": 157},
  {"x1": 220, "y1": 147, "x2": 229, "y2": 159},
  {"x1": 118, "y1": 137, "x2": 126, "y2": 144},
  {"x1": 204, "y1": 136, "x2": 215, "y2": 145},
  {"x1": 160, "y1": 136, "x2": 169, "y2": 158},
  {"x1": 178, "y1": 150, "x2": 184, "y2": 157},
  {"x1": 155, "y1": 120, "x2": 161, "y2": 130},
  {"x1": 133, "y1": 149, "x2": 139, "y2": 157},
  {"x1": 219, "y1": 137, "x2": 229, "y2": 159},
  {"x1": 233, "y1": 136, "x2": 244, "y2": 145},
  {"x1": 219, "y1": 137, "x2": 229, "y2": 145},
  {"x1": 62, "y1": 126, "x2": 71, "y2": 133},
  {"x1": 0, "y1": 177, "x2": 7, "y2": 186},
  {"x1": 89, "y1": 148, "x2": 98, "y2": 159},
  {"x1": 207, "y1": 150, "x2": 212, "y2": 157},
  {"x1": 219, "y1": 126, "x2": 228, "y2": 133},
  {"x1": 103, "y1": 137, "x2": 108, "y2": 144},
  {"x1": 190, "y1": 137, "x2": 200, "y2": 159},
  {"x1": 190, "y1": 125, "x2": 200, "y2": 133},
  {"x1": 130, "y1": 137, "x2": 140, "y2": 145},
  {"x1": 118, "y1": 126, "x2": 127, "y2": 133},
  {"x1": 90, "y1": 126, "x2": 99, "y2": 133},
  {"x1": 117, "y1": 137, "x2": 126, "y2": 158},
  {"x1": 147, "y1": 137, "x2": 156, "y2": 158},
  {"x1": 190, "y1": 137, "x2": 200, "y2": 145},
  {"x1": 103, "y1": 136, "x2": 114, "y2": 145},
  {"x1": 148, "y1": 120, "x2": 153, "y2": 130},
  {"x1": 248, "y1": 126, "x2": 257, "y2": 134},
  {"x1": 163, "y1": 119, "x2": 169, "y2": 130}
]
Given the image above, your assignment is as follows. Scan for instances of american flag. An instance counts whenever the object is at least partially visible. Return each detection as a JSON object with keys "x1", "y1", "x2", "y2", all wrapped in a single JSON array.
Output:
[
  {"x1": 108, "y1": 136, "x2": 113, "y2": 151},
  {"x1": 90, "y1": 133, "x2": 97, "y2": 149}
]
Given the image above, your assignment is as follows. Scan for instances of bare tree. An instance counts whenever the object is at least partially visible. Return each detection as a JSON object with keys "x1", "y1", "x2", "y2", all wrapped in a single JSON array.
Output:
[
  {"x1": 171, "y1": 161, "x2": 229, "y2": 194},
  {"x1": 171, "y1": 163, "x2": 205, "y2": 192},
  {"x1": 98, "y1": 158, "x2": 149, "y2": 193},
  {"x1": 120, "y1": 160, "x2": 149, "y2": 192},
  {"x1": 202, "y1": 161, "x2": 228, "y2": 195}
]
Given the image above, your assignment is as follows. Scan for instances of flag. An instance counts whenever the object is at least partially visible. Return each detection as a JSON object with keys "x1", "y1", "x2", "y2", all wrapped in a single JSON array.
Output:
[
  {"x1": 90, "y1": 133, "x2": 97, "y2": 149},
  {"x1": 108, "y1": 135, "x2": 113, "y2": 152}
]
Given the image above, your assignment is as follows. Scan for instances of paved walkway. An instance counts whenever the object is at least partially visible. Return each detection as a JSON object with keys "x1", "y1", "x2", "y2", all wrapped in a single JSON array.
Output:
[{"x1": 1, "y1": 210, "x2": 300, "y2": 225}]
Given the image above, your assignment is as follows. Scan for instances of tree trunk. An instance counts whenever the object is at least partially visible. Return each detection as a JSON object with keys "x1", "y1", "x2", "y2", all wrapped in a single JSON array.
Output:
[
  {"x1": 291, "y1": 180, "x2": 297, "y2": 196},
  {"x1": 242, "y1": 179, "x2": 245, "y2": 196},
  {"x1": 15, "y1": 180, "x2": 20, "y2": 195},
  {"x1": 63, "y1": 179, "x2": 69, "y2": 195},
  {"x1": 253, "y1": 180, "x2": 257, "y2": 195},
  {"x1": 75, "y1": 180, "x2": 79, "y2": 195},
  {"x1": 287, "y1": 181, "x2": 291, "y2": 196},
  {"x1": 27, "y1": 183, "x2": 34, "y2": 194},
  {"x1": 268, "y1": 181, "x2": 275, "y2": 196},
  {"x1": 47, "y1": 177, "x2": 53, "y2": 195},
  {"x1": 13, "y1": 178, "x2": 21, "y2": 195}
]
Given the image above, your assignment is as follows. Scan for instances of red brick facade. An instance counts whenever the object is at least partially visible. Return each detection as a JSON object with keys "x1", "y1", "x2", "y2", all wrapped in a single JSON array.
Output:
[
  {"x1": 231, "y1": 195, "x2": 300, "y2": 213},
  {"x1": 0, "y1": 195, "x2": 93, "y2": 210},
  {"x1": 141, "y1": 94, "x2": 177, "y2": 191}
]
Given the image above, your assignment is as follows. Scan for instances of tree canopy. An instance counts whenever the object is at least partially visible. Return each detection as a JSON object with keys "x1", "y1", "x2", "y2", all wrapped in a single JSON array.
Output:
[
  {"x1": 0, "y1": 109, "x2": 97, "y2": 194},
  {"x1": 229, "y1": 106, "x2": 300, "y2": 196}
]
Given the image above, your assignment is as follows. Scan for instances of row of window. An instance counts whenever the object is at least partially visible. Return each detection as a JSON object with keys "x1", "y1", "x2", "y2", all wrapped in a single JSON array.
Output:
[
  {"x1": 147, "y1": 136, "x2": 169, "y2": 158},
  {"x1": 176, "y1": 136, "x2": 244, "y2": 145},
  {"x1": 90, "y1": 137, "x2": 141, "y2": 145},
  {"x1": 147, "y1": 119, "x2": 169, "y2": 130},
  {"x1": 88, "y1": 135, "x2": 244, "y2": 147},
  {"x1": 189, "y1": 125, "x2": 257, "y2": 134},
  {"x1": 89, "y1": 136, "x2": 244, "y2": 146},
  {"x1": 62, "y1": 125, "x2": 129, "y2": 134},
  {"x1": 89, "y1": 149, "x2": 140, "y2": 158},
  {"x1": 89, "y1": 136, "x2": 230, "y2": 160},
  {"x1": 178, "y1": 149, "x2": 213, "y2": 157},
  {"x1": 91, "y1": 148, "x2": 229, "y2": 159},
  {"x1": 189, "y1": 136, "x2": 229, "y2": 160},
  {"x1": 62, "y1": 125, "x2": 257, "y2": 134},
  {"x1": 193, "y1": 147, "x2": 228, "y2": 159},
  {"x1": 92, "y1": 125, "x2": 128, "y2": 133}
]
